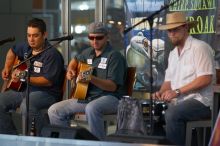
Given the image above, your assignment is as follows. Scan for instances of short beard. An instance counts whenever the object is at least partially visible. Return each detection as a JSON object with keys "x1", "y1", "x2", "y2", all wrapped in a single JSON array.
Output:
[{"x1": 171, "y1": 39, "x2": 181, "y2": 47}]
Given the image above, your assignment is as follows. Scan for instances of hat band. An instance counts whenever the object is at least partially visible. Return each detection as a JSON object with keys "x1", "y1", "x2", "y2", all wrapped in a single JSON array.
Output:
[{"x1": 166, "y1": 21, "x2": 186, "y2": 25}]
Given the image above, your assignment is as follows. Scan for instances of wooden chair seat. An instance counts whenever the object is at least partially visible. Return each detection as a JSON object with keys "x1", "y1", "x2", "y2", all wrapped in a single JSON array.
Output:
[
  {"x1": 74, "y1": 112, "x2": 117, "y2": 134},
  {"x1": 74, "y1": 113, "x2": 117, "y2": 122}
]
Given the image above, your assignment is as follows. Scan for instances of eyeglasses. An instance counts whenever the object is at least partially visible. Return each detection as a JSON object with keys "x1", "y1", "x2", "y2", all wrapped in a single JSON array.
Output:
[{"x1": 88, "y1": 35, "x2": 105, "y2": 41}]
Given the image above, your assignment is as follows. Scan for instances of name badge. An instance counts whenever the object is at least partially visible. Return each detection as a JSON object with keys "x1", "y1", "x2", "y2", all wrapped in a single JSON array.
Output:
[
  {"x1": 98, "y1": 63, "x2": 107, "y2": 69},
  {"x1": 33, "y1": 61, "x2": 43, "y2": 67},
  {"x1": 87, "y1": 59, "x2": 92, "y2": 65},
  {"x1": 34, "y1": 67, "x2": 41, "y2": 73},
  {"x1": 101, "y1": 57, "x2": 107, "y2": 64}
]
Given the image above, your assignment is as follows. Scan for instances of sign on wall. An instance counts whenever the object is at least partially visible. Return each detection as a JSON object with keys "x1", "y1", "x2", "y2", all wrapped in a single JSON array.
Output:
[{"x1": 124, "y1": 0, "x2": 218, "y2": 92}]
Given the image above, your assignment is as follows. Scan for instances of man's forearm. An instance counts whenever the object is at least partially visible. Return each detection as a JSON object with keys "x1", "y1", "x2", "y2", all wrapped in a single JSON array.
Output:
[
  {"x1": 90, "y1": 76, "x2": 117, "y2": 92},
  {"x1": 179, "y1": 75, "x2": 212, "y2": 95},
  {"x1": 159, "y1": 81, "x2": 172, "y2": 93},
  {"x1": 4, "y1": 48, "x2": 16, "y2": 69},
  {"x1": 30, "y1": 76, "x2": 52, "y2": 86},
  {"x1": 68, "y1": 58, "x2": 78, "y2": 71}
]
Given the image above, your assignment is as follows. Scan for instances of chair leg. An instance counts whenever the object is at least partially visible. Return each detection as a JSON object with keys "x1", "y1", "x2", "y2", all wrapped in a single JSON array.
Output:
[
  {"x1": 196, "y1": 128, "x2": 203, "y2": 146},
  {"x1": 22, "y1": 115, "x2": 26, "y2": 135},
  {"x1": 185, "y1": 123, "x2": 193, "y2": 146},
  {"x1": 104, "y1": 120, "x2": 108, "y2": 135},
  {"x1": 196, "y1": 127, "x2": 210, "y2": 146},
  {"x1": 186, "y1": 121, "x2": 211, "y2": 146},
  {"x1": 203, "y1": 128, "x2": 206, "y2": 146}
]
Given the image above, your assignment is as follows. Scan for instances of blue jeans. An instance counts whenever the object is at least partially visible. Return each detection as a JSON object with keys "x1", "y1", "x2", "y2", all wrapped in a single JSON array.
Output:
[
  {"x1": 48, "y1": 95, "x2": 119, "y2": 140},
  {"x1": 0, "y1": 89, "x2": 57, "y2": 135},
  {"x1": 165, "y1": 98, "x2": 211, "y2": 145}
]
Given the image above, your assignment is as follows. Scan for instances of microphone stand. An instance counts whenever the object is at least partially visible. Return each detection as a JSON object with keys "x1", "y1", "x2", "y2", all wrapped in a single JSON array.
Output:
[
  {"x1": 13, "y1": 39, "x2": 63, "y2": 135},
  {"x1": 123, "y1": 0, "x2": 180, "y2": 135}
]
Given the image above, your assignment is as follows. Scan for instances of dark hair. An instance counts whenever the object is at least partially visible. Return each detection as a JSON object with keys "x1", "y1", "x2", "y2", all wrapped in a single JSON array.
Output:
[{"x1": 28, "y1": 18, "x2": 46, "y2": 33}]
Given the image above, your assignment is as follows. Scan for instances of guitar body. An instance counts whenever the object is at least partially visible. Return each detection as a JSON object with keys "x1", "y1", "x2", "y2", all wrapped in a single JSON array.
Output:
[
  {"x1": 71, "y1": 62, "x2": 92, "y2": 100},
  {"x1": 7, "y1": 62, "x2": 27, "y2": 91},
  {"x1": 2, "y1": 57, "x2": 27, "y2": 92}
]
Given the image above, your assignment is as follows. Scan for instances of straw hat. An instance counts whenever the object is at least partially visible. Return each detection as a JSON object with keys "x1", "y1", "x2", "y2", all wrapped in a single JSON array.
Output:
[{"x1": 158, "y1": 12, "x2": 198, "y2": 30}]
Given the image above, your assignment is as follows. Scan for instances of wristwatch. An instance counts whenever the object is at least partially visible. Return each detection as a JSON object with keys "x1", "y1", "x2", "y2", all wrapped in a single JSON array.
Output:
[{"x1": 175, "y1": 89, "x2": 181, "y2": 96}]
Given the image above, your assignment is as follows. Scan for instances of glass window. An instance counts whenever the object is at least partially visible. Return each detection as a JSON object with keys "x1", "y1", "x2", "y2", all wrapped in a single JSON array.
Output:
[
  {"x1": 32, "y1": 0, "x2": 63, "y2": 54},
  {"x1": 32, "y1": 0, "x2": 61, "y2": 39},
  {"x1": 105, "y1": 0, "x2": 125, "y2": 54},
  {"x1": 70, "y1": 0, "x2": 95, "y2": 58}
]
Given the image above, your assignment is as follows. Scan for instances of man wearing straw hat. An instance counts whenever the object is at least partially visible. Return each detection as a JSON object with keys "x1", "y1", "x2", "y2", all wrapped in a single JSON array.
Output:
[{"x1": 153, "y1": 12, "x2": 214, "y2": 145}]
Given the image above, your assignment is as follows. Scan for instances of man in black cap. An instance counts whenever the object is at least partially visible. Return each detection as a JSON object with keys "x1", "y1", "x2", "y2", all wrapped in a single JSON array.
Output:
[{"x1": 48, "y1": 22, "x2": 127, "y2": 140}]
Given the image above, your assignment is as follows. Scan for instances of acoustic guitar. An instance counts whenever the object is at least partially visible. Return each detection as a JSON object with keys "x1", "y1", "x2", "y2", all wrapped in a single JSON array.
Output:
[
  {"x1": 1, "y1": 56, "x2": 27, "y2": 92},
  {"x1": 70, "y1": 61, "x2": 93, "y2": 100}
]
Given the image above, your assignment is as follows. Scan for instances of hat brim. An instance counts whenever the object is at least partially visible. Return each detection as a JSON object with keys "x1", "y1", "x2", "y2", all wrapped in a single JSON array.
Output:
[{"x1": 157, "y1": 21, "x2": 198, "y2": 30}]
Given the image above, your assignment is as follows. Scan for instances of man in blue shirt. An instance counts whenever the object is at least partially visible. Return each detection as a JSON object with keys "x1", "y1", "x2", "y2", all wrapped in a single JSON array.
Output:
[{"x1": 0, "y1": 18, "x2": 64, "y2": 135}]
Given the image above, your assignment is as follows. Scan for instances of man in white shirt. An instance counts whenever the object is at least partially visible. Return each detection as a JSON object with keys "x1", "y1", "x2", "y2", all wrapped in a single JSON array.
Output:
[{"x1": 153, "y1": 12, "x2": 214, "y2": 145}]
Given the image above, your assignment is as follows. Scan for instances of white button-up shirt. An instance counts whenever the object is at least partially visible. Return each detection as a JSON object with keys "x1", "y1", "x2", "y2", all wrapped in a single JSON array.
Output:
[{"x1": 165, "y1": 36, "x2": 214, "y2": 107}]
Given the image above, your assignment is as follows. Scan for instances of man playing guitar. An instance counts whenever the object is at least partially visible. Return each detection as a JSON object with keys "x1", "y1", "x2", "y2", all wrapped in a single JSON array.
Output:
[
  {"x1": 0, "y1": 18, "x2": 64, "y2": 135},
  {"x1": 48, "y1": 22, "x2": 127, "y2": 140}
]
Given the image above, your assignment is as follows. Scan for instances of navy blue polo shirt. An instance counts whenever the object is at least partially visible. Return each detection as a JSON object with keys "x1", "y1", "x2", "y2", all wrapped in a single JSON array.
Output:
[
  {"x1": 75, "y1": 43, "x2": 127, "y2": 101},
  {"x1": 12, "y1": 40, "x2": 64, "y2": 99}
]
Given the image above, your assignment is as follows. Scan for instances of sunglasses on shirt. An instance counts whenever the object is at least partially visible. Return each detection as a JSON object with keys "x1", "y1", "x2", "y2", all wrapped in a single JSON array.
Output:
[{"x1": 88, "y1": 35, "x2": 105, "y2": 40}]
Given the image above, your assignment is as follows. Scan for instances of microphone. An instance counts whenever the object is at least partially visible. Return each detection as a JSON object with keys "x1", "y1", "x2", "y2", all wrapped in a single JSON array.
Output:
[
  {"x1": 49, "y1": 34, "x2": 74, "y2": 41},
  {"x1": 0, "y1": 37, "x2": 15, "y2": 45}
]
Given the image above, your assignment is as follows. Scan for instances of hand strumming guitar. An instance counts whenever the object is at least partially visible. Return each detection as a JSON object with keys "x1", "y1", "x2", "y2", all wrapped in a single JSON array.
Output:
[
  {"x1": 1, "y1": 67, "x2": 10, "y2": 81},
  {"x1": 66, "y1": 69, "x2": 77, "y2": 81},
  {"x1": 1, "y1": 67, "x2": 21, "y2": 82},
  {"x1": 66, "y1": 69, "x2": 77, "y2": 88},
  {"x1": 66, "y1": 58, "x2": 78, "y2": 81}
]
